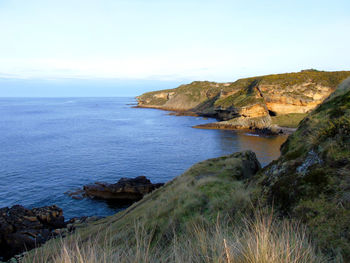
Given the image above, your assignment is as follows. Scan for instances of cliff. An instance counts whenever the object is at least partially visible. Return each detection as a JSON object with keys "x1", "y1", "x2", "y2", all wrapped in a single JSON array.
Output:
[
  {"x1": 137, "y1": 70, "x2": 350, "y2": 131},
  {"x1": 21, "y1": 77, "x2": 350, "y2": 262}
]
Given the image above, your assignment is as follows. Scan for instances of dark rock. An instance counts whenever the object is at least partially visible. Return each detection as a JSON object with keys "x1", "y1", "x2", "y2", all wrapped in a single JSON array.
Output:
[
  {"x1": 64, "y1": 189, "x2": 86, "y2": 200},
  {"x1": 32, "y1": 205, "x2": 65, "y2": 229},
  {"x1": 82, "y1": 176, "x2": 164, "y2": 201},
  {"x1": 0, "y1": 205, "x2": 65, "y2": 261},
  {"x1": 253, "y1": 127, "x2": 279, "y2": 136}
]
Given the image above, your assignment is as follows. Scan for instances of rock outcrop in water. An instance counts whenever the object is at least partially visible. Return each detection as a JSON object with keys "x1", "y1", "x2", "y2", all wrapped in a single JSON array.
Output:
[
  {"x1": 67, "y1": 176, "x2": 164, "y2": 202},
  {"x1": 137, "y1": 70, "x2": 350, "y2": 132},
  {"x1": 0, "y1": 205, "x2": 65, "y2": 261}
]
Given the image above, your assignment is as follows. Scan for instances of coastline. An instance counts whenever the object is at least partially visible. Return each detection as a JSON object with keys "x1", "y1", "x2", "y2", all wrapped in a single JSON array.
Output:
[
  {"x1": 134, "y1": 104, "x2": 295, "y2": 135},
  {"x1": 193, "y1": 122, "x2": 296, "y2": 135},
  {"x1": 133, "y1": 105, "x2": 199, "y2": 116}
]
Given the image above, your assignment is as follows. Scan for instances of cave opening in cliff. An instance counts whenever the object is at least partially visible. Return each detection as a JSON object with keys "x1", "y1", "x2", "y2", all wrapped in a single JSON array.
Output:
[{"x1": 268, "y1": 110, "x2": 277, "y2": 116}]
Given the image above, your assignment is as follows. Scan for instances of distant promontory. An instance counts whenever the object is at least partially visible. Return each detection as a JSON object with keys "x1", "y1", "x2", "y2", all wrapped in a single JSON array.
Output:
[{"x1": 137, "y1": 70, "x2": 350, "y2": 133}]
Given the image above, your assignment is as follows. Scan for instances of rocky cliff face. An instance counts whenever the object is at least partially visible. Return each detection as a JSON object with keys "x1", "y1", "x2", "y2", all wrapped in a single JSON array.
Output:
[
  {"x1": 137, "y1": 70, "x2": 350, "y2": 131},
  {"x1": 136, "y1": 81, "x2": 230, "y2": 111}
]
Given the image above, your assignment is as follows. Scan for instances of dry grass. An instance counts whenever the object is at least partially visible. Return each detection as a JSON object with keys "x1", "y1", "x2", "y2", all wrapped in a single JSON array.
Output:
[
  {"x1": 271, "y1": 113, "x2": 308, "y2": 128},
  {"x1": 24, "y1": 212, "x2": 325, "y2": 263}
]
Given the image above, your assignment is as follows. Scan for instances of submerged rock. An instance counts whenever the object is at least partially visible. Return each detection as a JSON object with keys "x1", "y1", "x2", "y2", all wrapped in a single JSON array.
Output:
[
  {"x1": 68, "y1": 176, "x2": 164, "y2": 202},
  {"x1": 0, "y1": 205, "x2": 65, "y2": 261}
]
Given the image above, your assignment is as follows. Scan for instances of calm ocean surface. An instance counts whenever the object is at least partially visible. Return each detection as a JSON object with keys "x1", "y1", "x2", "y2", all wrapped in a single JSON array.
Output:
[{"x1": 0, "y1": 97, "x2": 287, "y2": 219}]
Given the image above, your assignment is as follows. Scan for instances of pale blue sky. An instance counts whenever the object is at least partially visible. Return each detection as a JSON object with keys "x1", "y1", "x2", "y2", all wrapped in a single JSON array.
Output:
[{"x1": 0, "y1": 0, "x2": 349, "y2": 96}]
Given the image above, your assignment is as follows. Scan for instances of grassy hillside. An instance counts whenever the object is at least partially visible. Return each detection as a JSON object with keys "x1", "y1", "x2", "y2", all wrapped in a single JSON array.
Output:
[
  {"x1": 137, "y1": 81, "x2": 225, "y2": 109},
  {"x1": 138, "y1": 70, "x2": 350, "y2": 108},
  {"x1": 215, "y1": 70, "x2": 350, "y2": 109},
  {"x1": 24, "y1": 152, "x2": 259, "y2": 259},
  {"x1": 24, "y1": 152, "x2": 323, "y2": 263},
  {"x1": 271, "y1": 113, "x2": 308, "y2": 128},
  {"x1": 214, "y1": 79, "x2": 264, "y2": 108},
  {"x1": 256, "y1": 78, "x2": 350, "y2": 259}
]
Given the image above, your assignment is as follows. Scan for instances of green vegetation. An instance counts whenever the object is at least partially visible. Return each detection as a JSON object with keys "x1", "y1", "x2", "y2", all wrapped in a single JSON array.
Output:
[
  {"x1": 218, "y1": 70, "x2": 350, "y2": 105},
  {"x1": 144, "y1": 97, "x2": 168, "y2": 106},
  {"x1": 214, "y1": 93, "x2": 264, "y2": 108},
  {"x1": 214, "y1": 79, "x2": 264, "y2": 108},
  {"x1": 271, "y1": 113, "x2": 308, "y2": 128},
  {"x1": 138, "y1": 81, "x2": 224, "y2": 108},
  {"x1": 257, "y1": 79, "x2": 350, "y2": 259},
  {"x1": 139, "y1": 71, "x2": 350, "y2": 109},
  {"x1": 258, "y1": 70, "x2": 350, "y2": 88}
]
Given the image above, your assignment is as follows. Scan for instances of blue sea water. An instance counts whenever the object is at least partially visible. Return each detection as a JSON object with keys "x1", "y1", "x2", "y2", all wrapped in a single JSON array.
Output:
[{"x1": 0, "y1": 97, "x2": 287, "y2": 219}]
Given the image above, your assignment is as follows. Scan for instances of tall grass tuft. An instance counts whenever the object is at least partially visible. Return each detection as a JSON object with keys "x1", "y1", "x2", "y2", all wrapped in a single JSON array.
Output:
[
  {"x1": 24, "y1": 212, "x2": 325, "y2": 263},
  {"x1": 232, "y1": 214, "x2": 324, "y2": 263}
]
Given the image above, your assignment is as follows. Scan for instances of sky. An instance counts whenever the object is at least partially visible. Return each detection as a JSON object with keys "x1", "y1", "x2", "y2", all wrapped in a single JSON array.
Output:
[{"x1": 0, "y1": 0, "x2": 349, "y2": 97}]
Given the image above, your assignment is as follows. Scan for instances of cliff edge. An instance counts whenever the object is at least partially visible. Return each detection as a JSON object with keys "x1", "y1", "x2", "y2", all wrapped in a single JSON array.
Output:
[{"x1": 137, "y1": 70, "x2": 350, "y2": 132}]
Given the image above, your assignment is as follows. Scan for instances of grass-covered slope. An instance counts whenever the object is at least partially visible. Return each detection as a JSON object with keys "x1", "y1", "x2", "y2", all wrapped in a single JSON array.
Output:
[
  {"x1": 24, "y1": 152, "x2": 324, "y2": 262},
  {"x1": 23, "y1": 151, "x2": 263, "y2": 262},
  {"x1": 271, "y1": 113, "x2": 308, "y2": 128},
  {"x1": 71, "y1": 152, "x2": 260, "y2": 240},
  {"x1": 205, "y1": 70, "x2": 350, "y2": 109},
  {"x1": 136, "y1": 81, "x2": 228, "y2": 111},
  {"x1": 256, "y1": 77, "x2": 350, "y2": 258}
]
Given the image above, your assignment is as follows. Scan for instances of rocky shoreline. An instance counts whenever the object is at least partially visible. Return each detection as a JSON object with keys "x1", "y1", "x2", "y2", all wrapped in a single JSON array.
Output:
[
  {"x1": 135, "y1": 99, "x2": 300, "y2": 135},
  {"x1": 0, "y1": 176, "x2": 163, "y2": 262},
  {"x1": 135, "y1": 105, "x2": 293, "y2": 135},
  {"x1": 193, "y1": 122, "x2": 296, "y2": 135},
  {"x1": 0, "y1": 205, "x2": 103, "y2": 262},
  {"x1": 133, "y1": 105, "x2": 200, "y2": 117},
  {"x1": 0, "y1": 205, "x2": 65, "y2": 261}
]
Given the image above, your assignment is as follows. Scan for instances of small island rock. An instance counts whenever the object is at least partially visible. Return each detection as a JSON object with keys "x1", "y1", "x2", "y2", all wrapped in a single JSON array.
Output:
[
  {"x1": 67, "y1": 176, "x2": 164, "y2": 202},
  {"x1": 83, "y1": 176, "x2": 164, "y2": 200}
]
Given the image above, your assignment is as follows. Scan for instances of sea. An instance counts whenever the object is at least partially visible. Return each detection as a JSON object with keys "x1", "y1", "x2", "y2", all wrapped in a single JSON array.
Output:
[{"x1": 0, "y1": 97, "x2": 287, "y2": 219}]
